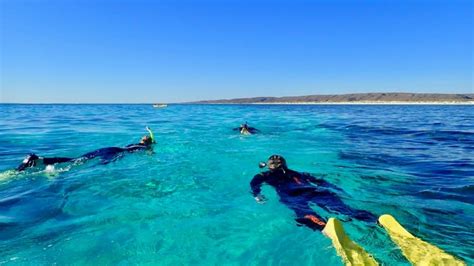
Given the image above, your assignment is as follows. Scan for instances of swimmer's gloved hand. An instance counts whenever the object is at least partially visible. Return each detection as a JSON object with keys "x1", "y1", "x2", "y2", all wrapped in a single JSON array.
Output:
[
  {"x1": 146, "y1": 126, "x2": 156, "y2": 144},
  {"x1": 254, "y1": 194, "x2": 267, "y2": 204}
]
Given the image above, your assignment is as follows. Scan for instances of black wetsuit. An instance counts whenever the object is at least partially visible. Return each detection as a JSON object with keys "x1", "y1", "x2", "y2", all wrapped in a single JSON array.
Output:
[
  {"x1": 250, "y1": 169, "x2": 376, "y2": 230},
  {"x1": 34, "y1": 144, "x2": 149, "y2": 166}
]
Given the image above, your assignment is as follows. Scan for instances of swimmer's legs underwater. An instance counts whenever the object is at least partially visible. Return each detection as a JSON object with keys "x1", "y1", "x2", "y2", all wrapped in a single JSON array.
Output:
[
  {"x1": 281, "y1": 190, "x2": 376, "y2": 231},
  {"x1": 281, "y1": 197, "x2": 327, "y2": 230},
  {"x1": 17, "y1": 147, "x2": 128, "y2": 171},
  {"x1": 16, "y1": 154, "x2": 74, "y2": 171},
  {"x1": 78, "y1": 147, "x2": 126, "y2": 163},
  {"x1": 43, "y1": 157, "x2": 74, "y2": 165},
  {"x1": 308, "y1": 190, "x2": 376, "y2": 223}
]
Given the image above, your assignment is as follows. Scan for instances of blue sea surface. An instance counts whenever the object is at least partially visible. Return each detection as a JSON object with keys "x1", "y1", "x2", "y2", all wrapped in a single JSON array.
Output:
[{"x1": 0, "y1": 104, "x2": 473, "y2": 265}]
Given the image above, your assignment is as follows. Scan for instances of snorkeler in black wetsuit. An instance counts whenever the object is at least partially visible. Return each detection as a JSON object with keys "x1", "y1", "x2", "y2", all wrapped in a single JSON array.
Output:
[
  {"x1": 234, "y1": 122, "x2": 259, "y2": 135},
  {"x1": 250, "y1": 155, "x2": 376, "y2": 231},
  {"x1": 16, "y1": 127, "x2": 156, "y2": 172}
]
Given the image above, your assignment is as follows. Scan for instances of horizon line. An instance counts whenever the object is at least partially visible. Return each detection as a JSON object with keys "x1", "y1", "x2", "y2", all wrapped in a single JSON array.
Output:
[{"x1": 2, "y1": 92, "x2": 473, "y2": 105}]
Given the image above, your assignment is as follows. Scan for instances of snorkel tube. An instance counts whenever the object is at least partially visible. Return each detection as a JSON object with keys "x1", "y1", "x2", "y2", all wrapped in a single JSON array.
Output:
[{"x1": 146, "y1": 126, "x2": 156, "y2": 144}]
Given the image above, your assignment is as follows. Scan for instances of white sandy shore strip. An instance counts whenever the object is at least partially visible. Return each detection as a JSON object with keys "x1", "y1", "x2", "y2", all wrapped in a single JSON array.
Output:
[{"x1": 202, "y1": 101, "x2": 474, "y2": 105}]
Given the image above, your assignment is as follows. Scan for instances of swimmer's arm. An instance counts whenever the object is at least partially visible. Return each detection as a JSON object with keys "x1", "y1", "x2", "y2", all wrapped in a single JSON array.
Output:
[
  {"x1": 303, "y1": 173, "x2": 320, "y2": 184},
  {"x1": 305, "y1": 173, "x2": 343, "y2": 191},
  {"x1": 146, "y1": 126, "x2": 156, "y2": 143},
  {"x1": 303, "y1": 173, "x2": 329, "y2": 187},
  {"x1": 250, "y1": 174, "x2": 267, "y2": 203}
]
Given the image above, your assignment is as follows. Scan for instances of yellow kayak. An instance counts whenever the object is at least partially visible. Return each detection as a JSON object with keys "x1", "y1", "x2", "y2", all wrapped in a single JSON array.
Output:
[
  {"x1": 378, "y1": 214, "x2": 465, "y2": 266},
  {"x1": 322, "y1": 218, "x2": 378, "y2": 266}
]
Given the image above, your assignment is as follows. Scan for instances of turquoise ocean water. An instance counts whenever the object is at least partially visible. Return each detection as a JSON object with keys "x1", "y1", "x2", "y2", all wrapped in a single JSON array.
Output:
[{"x1": 0, "y1": 104, "x2": 473, "y2": 265}]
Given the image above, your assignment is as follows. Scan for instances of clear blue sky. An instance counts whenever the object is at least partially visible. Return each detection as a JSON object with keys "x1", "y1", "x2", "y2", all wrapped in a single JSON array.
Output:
[{"x1": 1, "y1": 0, "x2": 472, "y2": 103}]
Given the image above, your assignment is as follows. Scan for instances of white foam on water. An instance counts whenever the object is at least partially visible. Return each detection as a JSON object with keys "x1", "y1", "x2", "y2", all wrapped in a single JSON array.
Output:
[
  {"x1": 45, "y1": 165, "x2": 55, "y2": 173},
  {"x1": 0, "y1": 170, "x2": 17, "y2": 182}
]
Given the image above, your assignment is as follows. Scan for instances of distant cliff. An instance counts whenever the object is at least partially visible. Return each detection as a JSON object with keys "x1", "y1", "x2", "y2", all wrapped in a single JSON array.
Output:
[{"x1": 193, "y1": 93, "x2": 474, "y2": 104}]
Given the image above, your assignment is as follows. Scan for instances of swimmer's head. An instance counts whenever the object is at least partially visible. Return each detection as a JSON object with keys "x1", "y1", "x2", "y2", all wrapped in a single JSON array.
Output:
[
  {"x1": 266, "y1": 155, "x2": 287, "y2": 172},
  {"x1": 240, "y1": 122, "x2": 251, "y2": 135},
  {"x1": 140, "y1": 135, "x2": 153, "y2": 146},
  {"x1": 17, "y1": 153, "x2": 39, "y2": 171}
]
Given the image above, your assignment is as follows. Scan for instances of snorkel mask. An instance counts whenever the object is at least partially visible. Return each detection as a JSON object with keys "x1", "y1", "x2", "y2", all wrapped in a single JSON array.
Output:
[
  {"x1": 140, "y1": 135, "x2": 152, "y2": 145},
  {"x1": 259, "y1": 155, "x2": 288, "y2": 173},
  {"x1": 240, "y1": 122, "x2": 250, "y2": 130}
]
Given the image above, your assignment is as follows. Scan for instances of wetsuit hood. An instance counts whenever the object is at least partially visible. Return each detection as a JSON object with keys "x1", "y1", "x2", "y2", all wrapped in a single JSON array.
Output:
[
  {"x1": 267, "y1": 155, "x2": 288, "y2": 172},
  {"x1": 140, "y1": 135, "x2": 153, "y2": 146}
]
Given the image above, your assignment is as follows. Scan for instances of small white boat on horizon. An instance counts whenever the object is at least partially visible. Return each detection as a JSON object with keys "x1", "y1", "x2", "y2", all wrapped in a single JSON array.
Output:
[{"x1": 153, "y1": 104, "x2": 168, "y2": 108}]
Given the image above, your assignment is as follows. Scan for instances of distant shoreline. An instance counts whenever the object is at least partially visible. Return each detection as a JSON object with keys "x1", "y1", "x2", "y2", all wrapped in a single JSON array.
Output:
[
  {"x1": 1, "y1": 102, "x2": 473, "y2": 105},
  {"x1": 191, "y1": 101, "x2": 474, "y2": 105},
  {"x1": 243, "y1": 101, "x2": 474, "y2": 105},
  {"x1": 192, "y1": 92, "x2": 474, "y2": 105}
]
